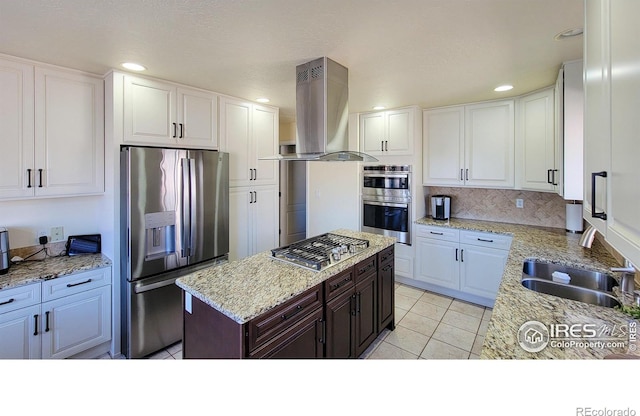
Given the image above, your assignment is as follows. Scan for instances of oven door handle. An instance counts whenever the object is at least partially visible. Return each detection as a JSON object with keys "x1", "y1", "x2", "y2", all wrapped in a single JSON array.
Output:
[{"x1": 362, "y1": 199, "x2": 409, "y2": 208}]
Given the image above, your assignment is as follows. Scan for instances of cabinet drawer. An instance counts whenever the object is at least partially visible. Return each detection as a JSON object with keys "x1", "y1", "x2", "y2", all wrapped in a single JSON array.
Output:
[
  {"x1": 378, "y1": 245, "x2": 394, "y2": 265},
  {"x1": 0, "y1": 283, "x2": 41, "y2": 314},
  {"x1": 42, "y1": 267, "x2": 111, "y2": 302},
  {"x1": 416, "y1": 225, "x2": 459, "y2": 242},
  {"x1": 460, "y1": 230, "x2": 512, "y2": 250},
  {"x1": 248, "y1": 284, "x2": 323, "y2": 353},
  {"x1": 324, "y1": 267, "x2": 355, "y2": 301},
  {"x1": 354, "y1": 255, "x2": 377, "y2": 283}
]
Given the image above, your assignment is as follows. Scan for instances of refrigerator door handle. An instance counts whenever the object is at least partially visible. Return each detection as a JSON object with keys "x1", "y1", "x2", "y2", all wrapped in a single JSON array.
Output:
[{"x1": 181, "y1": 158, "x2": 196, "y2": 257}]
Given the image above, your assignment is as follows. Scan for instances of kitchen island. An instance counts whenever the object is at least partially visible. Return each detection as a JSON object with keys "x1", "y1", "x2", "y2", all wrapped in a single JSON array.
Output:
[
  {"x1": 176, "y1": 229, "x2": 396, "y2": 358},
  {"x1": 416, "y1": 217, "x2": 638, "y2": 359}
]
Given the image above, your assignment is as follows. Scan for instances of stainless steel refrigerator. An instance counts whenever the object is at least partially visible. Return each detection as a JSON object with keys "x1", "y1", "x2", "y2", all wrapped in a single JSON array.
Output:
[{"x1": 120, "y1": 146, "x2": 229, "y2": 358}]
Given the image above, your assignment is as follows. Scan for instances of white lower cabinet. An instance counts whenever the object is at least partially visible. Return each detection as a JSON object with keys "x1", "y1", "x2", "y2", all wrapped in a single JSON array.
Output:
[
  {"x1": 229, "y1": 186, "x2": 279, "y2": 261},
  {"x1": 415, "y1": 225, "x2": 512, "y2": 305},
  {"x1": 0, "y1": 267, "x2": 111, "y2": 359}
]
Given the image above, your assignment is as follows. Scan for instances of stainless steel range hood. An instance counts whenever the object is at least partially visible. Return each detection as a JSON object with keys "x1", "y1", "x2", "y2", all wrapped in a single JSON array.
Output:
[{"x1": 263, "y1": 57, "x2": 377, "y2": 162}]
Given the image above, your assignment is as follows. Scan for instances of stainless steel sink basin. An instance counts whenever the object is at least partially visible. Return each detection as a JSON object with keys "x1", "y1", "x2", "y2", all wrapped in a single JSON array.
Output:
[
  {"x1": 521, "y1": 260, "x2": 621, "y2": 308},
  {"x1": 522, "y1": 260, "x2": 618, "y2": 291},
  {"x1": 521, "y1": 278, "x2": 622, "y2": 308}
]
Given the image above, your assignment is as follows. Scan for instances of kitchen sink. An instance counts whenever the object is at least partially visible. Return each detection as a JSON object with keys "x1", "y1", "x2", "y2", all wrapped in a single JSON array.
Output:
[
  {"x1": 521, "y1": 278, "x2": 622, "y2": 308},
  {"x1": 521, "y1": 260, "x2": 621, "y2": 308},
  {"x1": 522, "y1": 260, "x2": 618, "y2": 291}
]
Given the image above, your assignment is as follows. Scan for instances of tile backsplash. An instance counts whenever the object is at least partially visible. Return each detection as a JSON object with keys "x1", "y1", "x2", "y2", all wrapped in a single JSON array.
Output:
[{"x1": 425, "y1": 187, "x2": 577, "y2": 230}]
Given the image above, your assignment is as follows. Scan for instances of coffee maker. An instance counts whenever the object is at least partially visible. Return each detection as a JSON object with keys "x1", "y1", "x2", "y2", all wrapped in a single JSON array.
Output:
[
  {"x1": 0, "y1": 227, "x2": 9, "y2": 275},
  {"x1": 430, "y1": 195, "x2": 451, "y2": 220}
]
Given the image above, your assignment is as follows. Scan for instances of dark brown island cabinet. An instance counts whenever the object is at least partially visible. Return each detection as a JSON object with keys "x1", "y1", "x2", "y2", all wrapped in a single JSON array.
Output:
[{"x1": 182, "y1": 245, "x2": 395, "y2": 359}]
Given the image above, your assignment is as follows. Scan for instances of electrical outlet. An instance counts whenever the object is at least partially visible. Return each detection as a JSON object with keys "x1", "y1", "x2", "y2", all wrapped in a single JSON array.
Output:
[
  {"x1": 51, "y1": 226, "x2": 64, "y2": 242},
  {"x1": 37, "y1": 230, "x2": 47, "y2": 244},
  {"x1": 516, "y1": 199, "x2": 524, "y2": 209}
]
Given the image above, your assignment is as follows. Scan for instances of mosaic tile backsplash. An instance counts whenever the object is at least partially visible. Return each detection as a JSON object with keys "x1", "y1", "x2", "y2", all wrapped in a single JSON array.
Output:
[{"x1": 425, "y1": 187, "x2": 576, "y2": 230}]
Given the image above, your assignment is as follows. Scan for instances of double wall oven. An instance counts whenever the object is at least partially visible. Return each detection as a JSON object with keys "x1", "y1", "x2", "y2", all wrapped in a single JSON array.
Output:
[{"x1": 361, "y1": 165, "x2": 411, "y2": 245}]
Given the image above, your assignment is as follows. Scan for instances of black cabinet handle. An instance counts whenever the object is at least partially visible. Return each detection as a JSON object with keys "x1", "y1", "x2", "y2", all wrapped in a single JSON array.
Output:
[
  {"x1": 552, "y1": 169, "x2": 559, "y2": 186},
  {"x1": 179, "y1": 123, "x2": 184, "y2": 138},
  {"x1": 45, "y1": 311, "x2": 50, "y2": 332},
  {"x1": 430, "y1": 231, "x2": 443, "y2": 235},
  {"x1": 38, "y1": 169, "x2": 43, "y2": 188},
  {"x1": 281, "y1": 305, "x2": 304, "y2": 321},
  {"x1": 460, "y1": 169, "x2": 464, "y2": 181},
  {"x1": 331, "y1": 276, "x2": 352, "y2": 291},
  {"x1": 0, "y1": 298, "x2": 15, "y2": 306},
  {"x1": 358, "y1": 263, "x2": 375, "y2": 275},
  {"x1": 465, "y1": 169, "x2": 469, "y2": 181},
  {"x1": 385, "y1": 140, "x2": 388, "y2": 151},
  {"x1": 172, "y1": 122, "x2": 177, "y2": 138},
  {"x1": 547, "y1": 169, "x2": 553, "y2": 184},
  {"x1": 455, "y1": 248, "x2": 458, "y2": 261},
  {"x1": 27, "y1": 169, "x2": 32, "y2": 188},
  {"x1": 460, "y1": 249, "x2": 464, "y2": 262},
  {"x1": 66, "y1": 278, "x2": 92, "y2": 288},
  {"x1": 477, "y1": 238, "x2": 494, "y2": 243},
  {"x1": 319, "y1": 319, "x2": 326, "y2": 344},
  {"x1": 34, "y1": 314, "x2": 39, "y2": 336},
  {"x1": 254, "y1": 191, "x2": 257, "y2": 204},
  {"x1": 356, "y1": 292, "x2": 361, "y2": 313},
  {"x1": 351, "y1": 294, "x2": 356, "y2": 316},
  {"x1": 591, "y1": 171, "x2": 607, "y2": 220},
  {"x1": 381, "y1": 141, "x2": 384, "y2": 152}
]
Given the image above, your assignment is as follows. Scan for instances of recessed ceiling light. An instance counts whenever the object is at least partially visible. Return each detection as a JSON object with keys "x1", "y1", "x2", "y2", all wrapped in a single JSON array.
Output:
[
  {"x1": 121, "y1": 62, "x2": 146, "y2": 71},
  {"x1": 373, "y1": 106, "x2": 386, "y2": 110},
  {"x1": 494, "y1": 85, "x2": 513, "y2": 92},
  {"x1": 256, "y1": 98, "x2": 270, "y2": 103},
  {"x1": 554, "y1": 27, "x2": 584, "y2": 41}
]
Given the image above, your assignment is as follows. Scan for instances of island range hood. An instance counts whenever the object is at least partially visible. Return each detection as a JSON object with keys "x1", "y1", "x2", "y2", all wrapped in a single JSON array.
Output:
[{"x1": 263, "y1": 57, "x2": 377, "y2": 162}]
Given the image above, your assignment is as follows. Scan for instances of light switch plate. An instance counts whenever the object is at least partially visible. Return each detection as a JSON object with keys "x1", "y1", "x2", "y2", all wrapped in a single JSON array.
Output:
[
  {"x1": 516, "y1": 199, "x2": 524, "y2": 208},
  {"x1": 51, "y1": 226, "x2": 64, "y2": 242}
]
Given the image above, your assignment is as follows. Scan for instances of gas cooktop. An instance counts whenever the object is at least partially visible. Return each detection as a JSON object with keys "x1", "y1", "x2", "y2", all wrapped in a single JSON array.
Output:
[{"x1": 271, "y1": 233, "x2": 370, "y2": 272}]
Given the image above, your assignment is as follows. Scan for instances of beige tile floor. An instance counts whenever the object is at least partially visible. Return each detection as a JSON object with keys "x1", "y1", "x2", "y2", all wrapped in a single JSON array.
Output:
[{"x1": 112, "y1": 282, "x2": 490, "y2": 360}]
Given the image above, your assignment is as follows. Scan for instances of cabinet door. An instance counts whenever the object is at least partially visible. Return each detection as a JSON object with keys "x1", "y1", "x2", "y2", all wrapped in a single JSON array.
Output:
[
  {"x1": 34, "y1": 67, "x2": 104, "y2": 196},
  {"x1": 354, "y1": 273, "x2": 377, "y2": 357},
  {"x1": 123, "y1": 75, "x2": 176, "y2": 145},
  {"x1": 423, "y1": 106, "x2": 465, "y2": 185},
  {"x1": 252, "y1": 104, "x2": 279, "y2": 185},
  {"x1": 250, "y1": 308, "x2": 323, "y2": 359},
  {"x1": 0, "y1": 305, "x2": 41, "y2": 359},
  {"x1": 583, "y1": 0, "x2": 610, "y2": 234},
  {"x1": 415, "y1": 237, "x2": 459, "y2": 289},
  {"x1": 177, "y1": 87, "x2": 218, "y2": 149},
  {"x1": 220, "y1": 97, "x2": 252, "y2": 186},
  {"x1": 325, "y1": 288, "x2": 355, "y2": 358},
  {"x1": 0, "y1": 58, "x2": 34, "y2": 199},
  {"x1": 517, "y1": 88, "x2": 555, "y2": 192},
  {"x1": 41, "y1": 285, "x2": 111, "y2": 359},
  {"x1": 386, "y1": 108, "x2": 413, "y2": 154},
  {"x1": 378, "y1": 257, "x2": 395, "y2": 331},
  {"x1": 254, "y1": 186, "x2": 279, "y2": 255},
  {"x1": 359, "y1": 112, "x2": 385, "y2": 154},
  {"x1": 607, "y1": 0, "x2": 640, "y2": 267},
  {"x1": 459, "y1": 244, "x2": 508, "y2": 301},
  {"x1": 228, "y1": 187, "x2": 252, "y2": 261},
  {"x1": 465, "y1": 100, "x2": 515, "y2": 188}
]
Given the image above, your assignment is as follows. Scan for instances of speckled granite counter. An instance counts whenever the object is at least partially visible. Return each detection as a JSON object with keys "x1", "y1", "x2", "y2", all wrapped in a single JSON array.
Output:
[
  {"x1": 416, "y1": 217, "x2": 638, "y2": 359},
  {"x1": 176, "y1": 229, "x2": 396, "y2": 324},
  {"x1": 0, "y1": 253, "x2": 112, "y2": 291}
]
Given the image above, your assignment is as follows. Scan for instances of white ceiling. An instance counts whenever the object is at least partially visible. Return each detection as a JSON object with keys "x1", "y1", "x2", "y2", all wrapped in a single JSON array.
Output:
[{"x1": 0, "y1": 0, "x2": 584, "y2": 123}]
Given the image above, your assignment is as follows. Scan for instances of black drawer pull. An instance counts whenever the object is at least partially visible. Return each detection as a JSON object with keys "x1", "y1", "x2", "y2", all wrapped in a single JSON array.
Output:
[
  {"x1": 591, "y1": 171, "x2": 607, "y2": 220},
  {"x1": 331, "y1": 277, "x2": 352, "y2": 291},
  {"x1": 179, "y1": 123, "x2": 184, "y2": 138},
  {"x1": 45, "y1": 311, "x2": 50, "y2": 332},
  {"x1": 455, "y1": 248, "x2": 458, "y2": 261},
  {"x1": 477, "y1": 238, "x2": 494, "y2": 243},
  {"x1": 358, "y1": 263, "x2": 374, "y2": 274},
  {"x1": 0, "y1": 298, "x2": 15, "y2": 306},
  {"x1": 66, "y1": 278, "x2": 92, "y2": 288},
  {"x1": 34, "y1": 314, "x2": 39, "y2": 336},
  {"x1": 38, "y1": 169, "x2": 43, "y2": 188},
  {"x1": 461, "y1": 249, "x2": 464, "y2": 262},
  {"x1": 172, "y1": 122, "x2": 177, "y2": 138},
  {"x1": 547, "y1": 169, "x2": 553, "y2": 184},
  {"x1": 281, "y1": 305, "x2": 304, "y2": 321},
  {"x1": 430, "y1": 231, "x2": 443, "y2": 235},
  {"x1": 27, "y1": 169, "x2": 32, "y2": 188}
]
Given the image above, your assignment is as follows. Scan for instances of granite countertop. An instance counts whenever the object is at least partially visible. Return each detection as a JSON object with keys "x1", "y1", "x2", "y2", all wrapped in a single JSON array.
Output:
[
  {"x1": 0, "y1": 253, "x2": 112, "y2": 291},
  {"x1": 176, "y1": 229, "x2": 396, "y2": 324},
  {"x1": 416, "y1": 217, "x2": 638, "y2": 359}
]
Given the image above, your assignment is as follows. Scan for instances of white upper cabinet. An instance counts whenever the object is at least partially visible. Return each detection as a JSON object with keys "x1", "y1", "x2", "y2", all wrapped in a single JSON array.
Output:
[
  {"x1": 423, "y1": 100, "x2": 514, "y2": 188},
  {"x1": 359, "y1": 106, "x2": 418, "y2": 156},
  {"x1": 584, "y1": 0, "x2": 640, "y2": 267},
  {"x1": 219, "y1": 96, "x2": 278, "y2": 187},
  {"x1": 515, "y1": 88, "x2": 555, "y2": 192},
  {"x1": 0, "y1": 56, "x2": 104, "y2": 200},
  {"x1": 0, "y1": 58, "x2": 34, "y2": 199},
  {"x1": 123, "y1": 75, "x2": 218, "y2": 148}
]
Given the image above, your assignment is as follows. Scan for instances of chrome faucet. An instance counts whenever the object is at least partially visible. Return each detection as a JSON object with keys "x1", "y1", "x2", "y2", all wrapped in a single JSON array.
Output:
[
  {"x1": 579, "y1": 225, "x2": 598, "y2": 248},
  {"x1": 611, "y1": 260, "x2": 636, "y2": 294}
]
